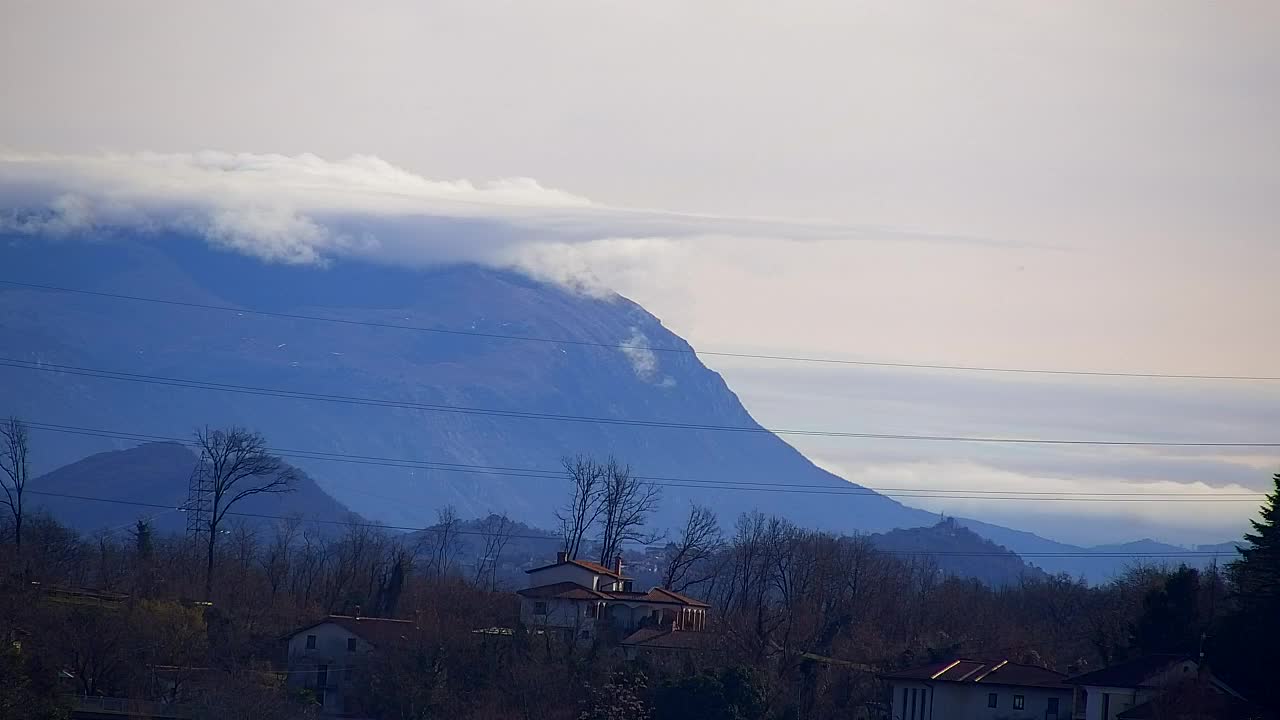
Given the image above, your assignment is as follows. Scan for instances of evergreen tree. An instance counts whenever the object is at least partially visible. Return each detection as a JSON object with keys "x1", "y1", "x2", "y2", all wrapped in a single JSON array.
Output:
[
  {"x1": 1130, "y1": 566, "x2": 1201, "y2": 656},
  {"x1": 1230, "y1": 472, "x2": 1280, "y2": 611},
  {"x1": 1214, "y1": 472, "x2": 1280, "y2": 711}
]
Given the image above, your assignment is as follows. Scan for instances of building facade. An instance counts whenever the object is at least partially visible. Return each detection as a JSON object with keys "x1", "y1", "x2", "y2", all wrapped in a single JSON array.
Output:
[
  {"x1": 284, "y1": 615, "x2": 417, "y2": 718},
  {"x1": 883, "y1": 659, "x2": 1073, "y2": 720},
  {"x1": 517, "y1": 552, "x2": 709, "y2": 642}
]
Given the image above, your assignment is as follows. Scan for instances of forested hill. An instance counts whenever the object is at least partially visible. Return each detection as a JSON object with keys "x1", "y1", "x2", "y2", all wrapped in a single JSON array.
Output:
[{"x1": 871, "y1": 519, "x2": 1046, "y2": 587}]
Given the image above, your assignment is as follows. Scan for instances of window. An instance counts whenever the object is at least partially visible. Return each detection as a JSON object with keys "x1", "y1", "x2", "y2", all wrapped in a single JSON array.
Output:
[
  {"x1": 346, "y1": 637, "x2": 357, "y2": 652},
  {"x1": 1013, "y1": 695, "x2": 1024, "y2": 710},
  {"x1": 910, "y1": 688, "x2": 917, "y2": 720},
  {"x1": 317, "y1": 664, "x2": 329, "y2": 690},
  {"x1": 902, "y1": 688, "x2": 908, "y2": 718},
  {"x1": 988, "y1": 693, "x2": 998, "y2": 708},
  {"x1": 533, "y1": 601, "x2": 547, "y2": 615},
  {"x1": 305, "y1": 634, "x2": 316, "y2": 650}
]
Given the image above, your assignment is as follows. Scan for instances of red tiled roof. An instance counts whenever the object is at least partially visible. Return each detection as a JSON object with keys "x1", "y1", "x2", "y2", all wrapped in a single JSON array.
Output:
[
  {"x1": 883, "y1": 659, "x2": 1069, "y2": 690},
  {"x1": 518, "y1": 581, "x2": 710, "y2": 607},
  {"x1": 604, "y1": 588, "x2": 710, "y2": 607},
  {"x1": 288, "y1": 615, "x2": 418, "y2": 647},
  {"x1": 526, "y1": 558, "x2": 625, "y2": 579},
  {"x1": 517, "y1": 581, "x2": 609, "y2": 600}
]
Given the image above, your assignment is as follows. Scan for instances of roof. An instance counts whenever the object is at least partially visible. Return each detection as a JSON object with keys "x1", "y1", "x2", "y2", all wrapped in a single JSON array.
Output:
[
  {"x1": 518, "y1": 582, "x2": 709, "y2": 607},
  {"x1": 517, "y1": 581, "x2": 609, "y2": 601},
  {"x1": 621, "y1": 627, "x2": 714, "y2": 650},
  {"x1": 882, "y1": 659, "x2": 1070, "y2": 690},
  {"x1": 525, "y1": 558, "x2": 626, "y2": 579},
  {"x1": 1068, "y1": 655, "x2": 1193, "y2": 689},
  {"x1": 607, "y1": 587, "x2": 711, "y2": 607},
  {"x1": 1115, "y1": 681, "x2": 1268, "y2": 720},
  {"x1": 287, "y1": 615, "x2": 418, "y2": 647}
]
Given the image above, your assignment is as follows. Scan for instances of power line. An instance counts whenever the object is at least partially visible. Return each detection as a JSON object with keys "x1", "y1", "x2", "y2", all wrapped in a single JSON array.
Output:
[
  {"x1": 4, "y1": 358, "x2": 1276, "y2": 448},
  {"x1": 22, "y1": 420, "x2": 1268, "y2": 503},
  {"x1": 3, "y1": 279, "x2": 1275, "y2": 382},
  {"x1": 22, "y1": 489, "x2": 1243, "y2": 559}
]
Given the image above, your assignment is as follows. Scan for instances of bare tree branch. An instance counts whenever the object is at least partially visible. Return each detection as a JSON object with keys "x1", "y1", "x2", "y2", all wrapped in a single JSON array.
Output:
[
  {"x1": 0, "y1": 416, "x2": 31, "y2": 550},
  {"x1": 473, "y1": 512, "x2": 514, "y2": 591},
  {"x1": 192, "y1": 426, "x2": 296, "y2": 599},
  {"x1": 554, "y1": 455, "x2": 607, "y2": 560},
  {"x1": 596, "y1": 457, "x2": 661, "y2": 566},
  {"x1": 662, "y1": 503, "x2": 723, "y2": 592}
]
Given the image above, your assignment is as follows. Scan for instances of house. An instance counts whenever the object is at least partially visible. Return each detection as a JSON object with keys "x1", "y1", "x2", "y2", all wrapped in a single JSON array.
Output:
[
  {"x1": 881, "y1": 658, "x2": 1074, "y2": 720},
  {"x1": 1068, "y1": 655, "x2": 1254, "y2": 720},
  {"x1": 517, "y1": 552, "x2": 710, "y2": 642},
  {"x1": 283, "y1": 614, "x2": 418, "y2": 718}
]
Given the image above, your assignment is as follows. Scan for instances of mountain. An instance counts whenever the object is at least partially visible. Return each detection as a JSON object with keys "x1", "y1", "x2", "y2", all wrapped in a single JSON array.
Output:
[
  {"x1": 0, "y1": 233, "x2": 1172, "y2": 582},
  {"x1": 27, "y1": 442, "x2": 356, "y2": 535},
  {"x1": 872, "y1": 519, "x2": 1046, "y2": 587}
]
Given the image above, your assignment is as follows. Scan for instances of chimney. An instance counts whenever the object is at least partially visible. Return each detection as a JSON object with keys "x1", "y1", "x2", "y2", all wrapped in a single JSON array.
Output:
[
  {"x1": 614, "y1": 555, "x2": 624, "y2": 576},
  {"x1": 556, "y1": 551, "x2": 568, "y2": 564}
]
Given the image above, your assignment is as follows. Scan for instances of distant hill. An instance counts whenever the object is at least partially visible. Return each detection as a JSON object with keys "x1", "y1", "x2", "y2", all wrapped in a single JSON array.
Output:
[
  {"x1": 872, "y1": 519, "x2": 1046, "y2": 586},
  {"x1": 28, "y1": 442, "x2": 357, "y2": 535}
]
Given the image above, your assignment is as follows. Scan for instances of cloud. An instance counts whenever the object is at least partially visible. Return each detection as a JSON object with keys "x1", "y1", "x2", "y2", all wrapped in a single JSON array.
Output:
[
  {"x1": 619, "y1": 327, "x2": 676, "y2": 387},
  {"x1": 0, "y1": 151, "x2": 1001, "y2": 284}
]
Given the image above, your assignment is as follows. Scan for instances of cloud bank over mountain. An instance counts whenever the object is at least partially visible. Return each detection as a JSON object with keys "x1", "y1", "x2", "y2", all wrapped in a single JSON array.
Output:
[{"x1": 0, "y1": 151, "x2": 993, "y2": 296}]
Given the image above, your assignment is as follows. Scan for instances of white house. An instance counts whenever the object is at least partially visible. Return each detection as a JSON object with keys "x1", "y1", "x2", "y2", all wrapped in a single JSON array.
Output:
[
  {"x1": 284, "y1": 614, "x2": 418, "y2": 718},
  {"x1": 882, "y1": 658, "x2": 1073, "y2": 720},
  {"x1": 517, "y1": 552, "x2": 710, "y2": 642},
  {"x1": 1067, "y1": 655, "x2": 1248, "y2": 720}
]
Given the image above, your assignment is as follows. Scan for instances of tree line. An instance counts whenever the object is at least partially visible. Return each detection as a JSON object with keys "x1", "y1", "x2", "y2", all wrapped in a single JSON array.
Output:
[{"x1": 1, "y1": 417, "x2": 1278, "y2": 718}]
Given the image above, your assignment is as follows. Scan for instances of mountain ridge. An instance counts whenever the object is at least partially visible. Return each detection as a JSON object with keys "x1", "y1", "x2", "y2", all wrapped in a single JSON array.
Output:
[{"x1": 0, "y1": 234, "x2": 1232, "y2": 581}]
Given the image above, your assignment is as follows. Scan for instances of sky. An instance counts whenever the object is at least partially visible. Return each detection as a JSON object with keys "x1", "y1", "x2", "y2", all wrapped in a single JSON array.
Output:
[{"x1": 1, "y1": 0, "x2": 1277, "y2": 545}]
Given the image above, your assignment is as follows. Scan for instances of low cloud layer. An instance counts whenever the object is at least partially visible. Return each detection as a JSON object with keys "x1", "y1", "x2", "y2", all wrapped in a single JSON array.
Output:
[{"x1": 0, "y1": 151, "x2": 993, "y2": 293}]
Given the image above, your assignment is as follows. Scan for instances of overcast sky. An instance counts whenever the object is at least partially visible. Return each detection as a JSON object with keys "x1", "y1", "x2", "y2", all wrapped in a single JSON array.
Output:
[{"x1": 2, "y1": 1, "x2": 1277, "y2": 545}]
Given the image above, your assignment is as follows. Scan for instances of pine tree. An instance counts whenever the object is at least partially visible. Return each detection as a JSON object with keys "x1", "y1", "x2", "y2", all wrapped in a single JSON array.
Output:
[
  {"x1": 1230, "y1": 472, "x2": 1280, "y2": 611},
  {"x1": 1215, "y1": 472, "x2": 1280, "y2": 711}
]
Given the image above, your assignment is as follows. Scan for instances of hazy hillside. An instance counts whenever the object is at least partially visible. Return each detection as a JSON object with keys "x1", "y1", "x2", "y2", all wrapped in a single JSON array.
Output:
[{"x1": 26, "y1": 442, "x2": 356, "y2": 535}]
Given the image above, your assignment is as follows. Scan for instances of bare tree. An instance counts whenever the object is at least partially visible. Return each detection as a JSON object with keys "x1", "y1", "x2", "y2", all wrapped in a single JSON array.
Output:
[
  {"x1": 425, "y1": 505, "x2": 462, "y2": 578},
  {"x1": 473, "y1": 512, "x2": 514, "y2": 590},
  {"x1": 596, "y1": 457, "x2": 661, "y2": 566},
  {"x1": 192, "y1": 426, "x2": 296, "y2": 598},
  {"x1": 258, "y1": 515, "x2": 301, "y2": 608},
  {"x1": 662, "y1": 503, "x2": 723, "y2": 592},
  {"x1": 555, "y1": 455, "x2": 607, "y2": 559},
  {"x1": 0, "y1": 416, "x2": 30, "y2": 550}
]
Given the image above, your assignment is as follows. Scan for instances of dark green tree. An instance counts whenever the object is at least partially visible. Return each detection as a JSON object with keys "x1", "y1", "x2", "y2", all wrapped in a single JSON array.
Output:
[
  {"x1": 0, "y1": 643, "x2": 70, "y2": 720},
  {"x1": 579, "y1": 671, "x2": 651, "y2": 720},
  {"x1": 1231, "y1": 472, "x2": 1280, "y2": 612},
  {"x1": 1216, "y1": 473, "x2": 1280, "y2": 711},
  {"x1": 1129, "y1": 566, "x2": 1201, "y2": 656},
  {"x1": 654, "y1": 667, "x2": 764, "y2": 720}
]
